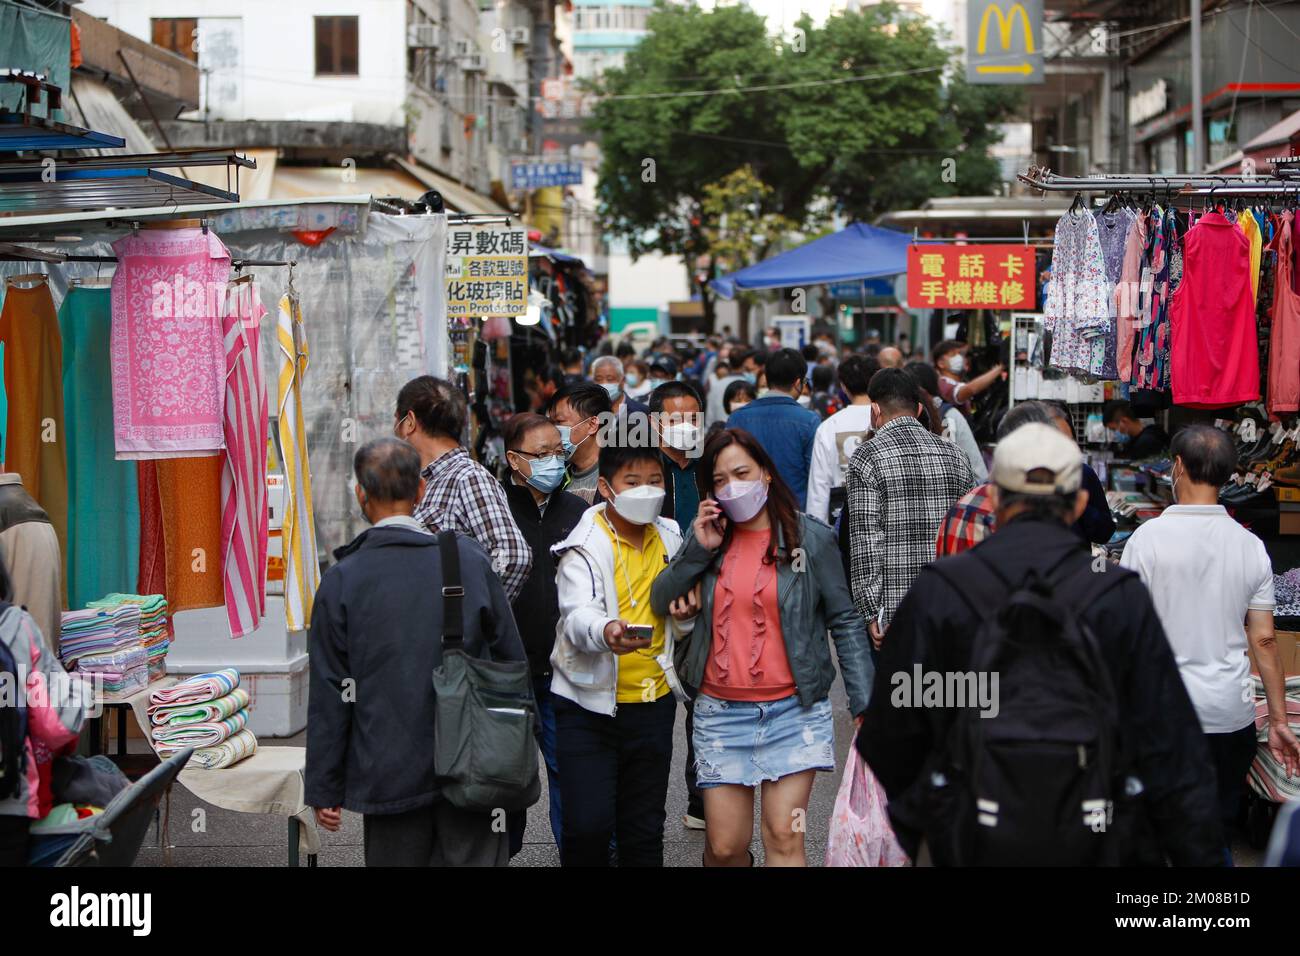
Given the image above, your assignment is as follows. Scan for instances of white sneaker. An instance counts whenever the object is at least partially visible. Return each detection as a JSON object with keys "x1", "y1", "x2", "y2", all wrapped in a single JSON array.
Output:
[{"x1": 683, "y1": 813, "x2": 706, "y2": 830}]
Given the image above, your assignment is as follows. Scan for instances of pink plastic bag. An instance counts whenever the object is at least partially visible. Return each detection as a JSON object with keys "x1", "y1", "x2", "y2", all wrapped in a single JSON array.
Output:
[{"x1": 824, "y1": 746, "x2": 911, "y2": 867}]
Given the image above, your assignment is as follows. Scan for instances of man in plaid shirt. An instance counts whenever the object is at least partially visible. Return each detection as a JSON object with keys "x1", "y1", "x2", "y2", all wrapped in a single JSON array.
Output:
[
  {"x1": 935, "y1": 482, "x2": 996, "y2": 557},
  {"x1": 847, "y1": 368, "x2": 976, "y2": 649},
  {"x1": 395, "y1": 376, "x2": 532, "y2": 602}
]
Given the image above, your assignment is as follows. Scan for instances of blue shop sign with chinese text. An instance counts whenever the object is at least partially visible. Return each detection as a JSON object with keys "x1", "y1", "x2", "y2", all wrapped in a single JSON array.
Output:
[{"x1": 511, "y1": 161, "x2": 583, "y2": 190}]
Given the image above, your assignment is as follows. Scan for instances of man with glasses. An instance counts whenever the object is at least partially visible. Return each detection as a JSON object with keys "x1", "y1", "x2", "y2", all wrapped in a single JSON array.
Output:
[{"x1": 548, "y1": 381, "x2": 613, "y2": 504}]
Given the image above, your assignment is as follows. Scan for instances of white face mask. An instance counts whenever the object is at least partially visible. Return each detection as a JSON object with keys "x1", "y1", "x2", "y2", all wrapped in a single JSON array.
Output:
[
  {"x1": 947, "y1": 353, "x2": 966, "y2": 376},
  {"x1": 610, "y1": 485, "x2": 665, "y2": 525},
  {"x1": 661, "y1": 421, "x2": 700, "y2": 452}
]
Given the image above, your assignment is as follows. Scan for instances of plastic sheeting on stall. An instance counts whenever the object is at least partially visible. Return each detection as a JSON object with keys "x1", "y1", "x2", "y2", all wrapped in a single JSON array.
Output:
[{"x1": 0, "y1": 205, "x2": 449, "y2": 565}]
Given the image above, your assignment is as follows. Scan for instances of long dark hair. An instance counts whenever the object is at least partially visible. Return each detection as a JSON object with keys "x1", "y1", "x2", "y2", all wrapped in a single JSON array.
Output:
[
  {"x1": 904, "y1": 361, "x2": 946, "y2": 435},
  {"x1": 695, "y1": 427, "x2": 801, "y2": 564}
]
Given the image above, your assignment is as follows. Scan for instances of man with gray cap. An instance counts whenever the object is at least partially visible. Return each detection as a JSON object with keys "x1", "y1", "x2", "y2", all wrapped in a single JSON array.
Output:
[{"x1": 856, "y1": 423, "x2": 1224, "y2": 866}]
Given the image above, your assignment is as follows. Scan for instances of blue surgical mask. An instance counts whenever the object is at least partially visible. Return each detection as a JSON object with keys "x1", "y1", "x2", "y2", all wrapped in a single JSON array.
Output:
[
  {"x1": 601, "y1": 382, "x2": 623, "y2": 402},
  {"x1": 626, "y1": 372, "x2": 642, "y2": 388},
  {"x1": 742, "y1": 372, "x2": 757, "y2": 385},
  {"x1": 1108, "y1": 429, "x2": 1129, "y2": 445},
  {"x1": 522, "y1": 454, "x2": 566, "y2": 493},
  {"x1": 556, "y1": 419, "x2": 591, "y2": 458}
]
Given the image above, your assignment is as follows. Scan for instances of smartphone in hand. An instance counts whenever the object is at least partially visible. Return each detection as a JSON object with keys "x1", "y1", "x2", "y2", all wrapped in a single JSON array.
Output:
[{"x1": 624, "y1": 624, "x2": 654, "y2": 644}]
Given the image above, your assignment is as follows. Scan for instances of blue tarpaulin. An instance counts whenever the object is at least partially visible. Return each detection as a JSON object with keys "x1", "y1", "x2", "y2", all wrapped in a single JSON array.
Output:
[{"x1": 710, "y1": 222, "x2": 910, "y2": 300}]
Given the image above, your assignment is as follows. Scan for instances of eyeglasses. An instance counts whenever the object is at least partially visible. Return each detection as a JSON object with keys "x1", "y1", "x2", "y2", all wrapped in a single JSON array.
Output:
[{"x1": 510, "y1": 448, "x2": 564, "y2": 459}]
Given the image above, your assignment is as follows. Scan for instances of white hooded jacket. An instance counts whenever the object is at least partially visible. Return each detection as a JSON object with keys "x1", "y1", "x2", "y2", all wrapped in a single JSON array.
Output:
[{"x1": 550, "y1": 503, "x2": 692, "y2": 715}]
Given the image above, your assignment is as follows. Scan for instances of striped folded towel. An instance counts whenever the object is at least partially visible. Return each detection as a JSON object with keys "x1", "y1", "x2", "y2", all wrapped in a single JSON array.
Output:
[
  {"x1": 149, "y1": 668, "x2": 240, "y2": 707},
  {"x1": 190, "y1": 727, "x2": 258, "y2": 770},
  {"x1": 150, "y1": 687, "x2": 250, "y2": 727},
  {"x1": 152, "y1": 708, "x2": 249, "y2": 756}
]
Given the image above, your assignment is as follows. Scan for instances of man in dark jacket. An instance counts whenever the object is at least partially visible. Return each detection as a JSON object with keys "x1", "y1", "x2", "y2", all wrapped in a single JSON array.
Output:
[
  {"x1": 856, "y1": 423, "x2": 1224, "y2": 866},
  {"x1": 500, "y1": 413, "x2": 589, "y2": 852},
  {"x1": 306, "y1": 437, "x2": 526, "y2": 866}
]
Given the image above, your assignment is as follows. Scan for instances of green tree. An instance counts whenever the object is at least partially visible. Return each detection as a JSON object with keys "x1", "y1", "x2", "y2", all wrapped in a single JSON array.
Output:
[{"x1": 589, "y1": 1, "x2": 1021, "y2": 324}]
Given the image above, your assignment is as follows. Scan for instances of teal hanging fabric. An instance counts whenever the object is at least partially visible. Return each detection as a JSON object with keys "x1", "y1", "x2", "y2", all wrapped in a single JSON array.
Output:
[{"x1": 59, "y1": 285, "x2": 140, "y2": 607}]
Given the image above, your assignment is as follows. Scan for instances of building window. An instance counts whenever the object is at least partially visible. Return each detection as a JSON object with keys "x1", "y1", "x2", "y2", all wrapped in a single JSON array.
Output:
[
  {"x1": 151, "y1": 18, "x2": 199, "y2": 63},
  {"x1": 315, "y1": 16, "x2": 359, "y2": 76}
]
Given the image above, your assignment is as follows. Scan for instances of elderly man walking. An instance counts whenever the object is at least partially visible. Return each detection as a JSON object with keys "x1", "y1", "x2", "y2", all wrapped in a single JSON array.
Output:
[{"x1": 306, "y1": 437, "x2": 528, "y2": 866}]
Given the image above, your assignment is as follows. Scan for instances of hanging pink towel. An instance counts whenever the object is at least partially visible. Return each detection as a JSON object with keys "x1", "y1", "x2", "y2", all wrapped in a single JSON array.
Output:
[
  {"x1": 111, "y1": 227, "x2": 231, "y2": 459},
  {"x1": 220, "y1": 280, "x2": 268, "y2": 638}
]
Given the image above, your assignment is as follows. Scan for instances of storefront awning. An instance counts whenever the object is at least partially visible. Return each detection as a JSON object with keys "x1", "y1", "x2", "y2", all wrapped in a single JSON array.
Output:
[
  {"x1": 270, "y1": 164, "x2": 427, "y2": 202},
  {"x1": 389, "y1": 154, "x2": 513, "y2": 216}
]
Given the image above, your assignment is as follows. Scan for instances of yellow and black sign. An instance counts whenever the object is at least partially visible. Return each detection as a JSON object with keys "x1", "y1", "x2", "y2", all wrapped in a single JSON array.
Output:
[{"x1": 967, "y1": 0, "x2": 1043, "y2": 85}]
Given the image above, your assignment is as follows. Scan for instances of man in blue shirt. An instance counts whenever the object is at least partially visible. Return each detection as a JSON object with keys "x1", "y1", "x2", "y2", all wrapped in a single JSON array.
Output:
[{"x1": 726, "y1": 347, "x2": 821, "y2": 509}]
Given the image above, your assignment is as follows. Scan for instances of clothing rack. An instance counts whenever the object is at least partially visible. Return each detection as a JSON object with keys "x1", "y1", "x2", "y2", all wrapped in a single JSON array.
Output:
[
  {"x1": 0, "y1": 246, "x2": 294, "y2": 270},
  {"x1": 1018, "y1": 165, "x2": 1300, "y2": 199}
]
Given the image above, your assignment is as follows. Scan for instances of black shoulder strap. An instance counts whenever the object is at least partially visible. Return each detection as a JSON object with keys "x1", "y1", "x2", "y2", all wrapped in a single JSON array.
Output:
[
  {"x1": 438, "y1": 531, "x2": 465, "y2": 649},
  {"x1": 1049, "y1": 551, "x2": 1127, "y2": 616}
]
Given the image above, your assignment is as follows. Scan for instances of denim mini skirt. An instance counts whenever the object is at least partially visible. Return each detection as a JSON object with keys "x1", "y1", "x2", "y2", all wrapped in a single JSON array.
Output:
[{"x1": 692, "y1": 693, "x2": 835, "y2": 789}]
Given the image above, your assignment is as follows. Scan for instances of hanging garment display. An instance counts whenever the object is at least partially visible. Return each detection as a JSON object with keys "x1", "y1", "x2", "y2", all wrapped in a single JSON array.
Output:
[
  {"x1": 136, "y1": 460, "x2": 166, "y2": 599},
  {"x1": 1089, "y1": 207, "x2": 1135, "y2": 379},
  {"x1": 59, "y1": 286, "x2": 141, "y2": 608},
  {"x1": 111, "y1": 227, "x2": 231, "y2": 459},
  {"x1": 1170, "y1": 211, "x2": 1260, "y2": 408},
  {"x1": 157, "y1": 456, "x2": 225, "y2": 614},
  {"x1": 1239, "y1": 208, "x2": 1263, "y2": 304},
  {"x1": 220, "y1": 279, "x2": 268, "y2": 638},
  {"x1": 1268, "y1": 212, "x2": 1300, "y2": 415},
  {"x1": 276, "y1": 290, "x2": 320, "y2": 632},
  {"x1": 1044, "y1": 209, "x2": 1110, "y2": 375},
  {"x1": 1131, "y1": 208, "x2": 1179, "y2": 392},
  {"x1": 1115, "y1": 213, "x2": 1148, "y2": 384},
  {"x1": 0, "y1": 276, "x2": 69, "y2": 569}
]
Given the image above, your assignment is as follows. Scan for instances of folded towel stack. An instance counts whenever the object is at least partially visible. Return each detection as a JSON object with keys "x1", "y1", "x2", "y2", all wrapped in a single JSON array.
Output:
[
  {"x1": 147, "y1": 669, "x2": 256, "y2": 766},
  {"x1": 59, "y1": 604, "x2": 141, "y2": 665},
  {"x1": 76, "y1": 643, "x2": 148, "y2": 698},
  {"x1": 87, "y1": 593, "x2": 170, "y2": 680}
]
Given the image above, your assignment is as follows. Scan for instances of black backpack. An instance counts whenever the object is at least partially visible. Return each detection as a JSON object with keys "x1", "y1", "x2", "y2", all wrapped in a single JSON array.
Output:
[
  {"x1": 0, "y1": 602, "x2": 29, "y2": 800},
  {"x1": 913, "y1": 553, "x2": 1134, "y2": 866}
]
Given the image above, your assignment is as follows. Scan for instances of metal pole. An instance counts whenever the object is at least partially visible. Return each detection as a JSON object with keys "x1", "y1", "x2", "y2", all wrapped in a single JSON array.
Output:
[{"x1": 1191, "y1": 0, "x2": 1204, "y2": 173}]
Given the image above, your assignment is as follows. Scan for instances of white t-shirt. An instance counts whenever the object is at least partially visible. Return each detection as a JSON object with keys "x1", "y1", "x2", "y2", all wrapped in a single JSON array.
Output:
[
  {"x1": 806, "y1": 403, "x2": 873, "y2": 522},
  {"x1": 1119, "y1": 505, "x2": 1274, "y2": 734}
]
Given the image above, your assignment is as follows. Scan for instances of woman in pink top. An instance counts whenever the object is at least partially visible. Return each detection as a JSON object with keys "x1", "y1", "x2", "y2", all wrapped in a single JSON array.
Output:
[{"x1": 652, "y1": 429, "x2": 873, "y2": 867}]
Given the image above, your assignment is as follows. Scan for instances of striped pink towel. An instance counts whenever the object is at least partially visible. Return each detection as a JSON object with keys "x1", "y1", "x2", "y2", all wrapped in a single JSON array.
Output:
[{"x1": 148, "y1": 668, "x2": 240, "y2": 707}]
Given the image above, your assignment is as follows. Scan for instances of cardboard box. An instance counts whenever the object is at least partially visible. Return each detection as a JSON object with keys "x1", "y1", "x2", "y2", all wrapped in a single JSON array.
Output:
[
  {"x1": 1280, "y1": 512, "x2": 1300, "y2": 535},
  {"x1": 1250, "y1": 631, "x2": 1300, "y2": 676}
]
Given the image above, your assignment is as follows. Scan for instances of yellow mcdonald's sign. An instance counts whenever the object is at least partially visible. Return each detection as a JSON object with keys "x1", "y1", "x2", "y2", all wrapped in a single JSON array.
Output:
[
  {"x1": 977, "y1": 2, "x2": 1034, "y2": 55},
  {"x1": 969, "y1": 0, "x2": 1042, "y2": 83}
]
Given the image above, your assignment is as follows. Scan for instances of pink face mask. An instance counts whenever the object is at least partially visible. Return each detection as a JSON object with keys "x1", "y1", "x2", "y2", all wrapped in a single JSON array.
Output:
[{"x1": 715, "y1": 478, "x2": 769, "y2": 523}]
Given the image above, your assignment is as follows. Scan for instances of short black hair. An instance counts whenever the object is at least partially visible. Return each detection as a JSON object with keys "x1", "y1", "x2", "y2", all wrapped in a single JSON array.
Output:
[
  {"x1": 837, "y1": 355, "x2": 877, "y2": 396},
  {"x1": 648, "y1": 380, "x2": 703, "y2": 413},
  {"x1": 731, "y1": 347, "x2": 755, "y2": 369},
  {"x1": 396, "y1": 376, "x2": 466, "y2": 441},
  {"x1": 537, "y1": 364, "x2": 566, "y2": 386},
  {"x1": 904, "y1": 360, "x2": 940, "y2": 396},
  {"x1": 723, "y1": 379, "x2": 757, "y2": 412},
  {"x1": 811, "y1": 365, "x2": 834, "y2": 391},
  {"x1": 997, "y1": 400, "x2": 1070, "y2": 441},
  {"x1": 931, "y1": 339, "x2": 965, "y2": 364},
  {"x1": 501, "y1": 412, "x2": 556, "y2": 451},
  {"x1": 867, "y1": 367, "x2": 919, "y2": 414},
  {"x1": 1102, "y1": 399, "x2": 1135, "y2": 426},
  {"x1": 764, "y1": 348, "x2": 806, "y2": 390},
  {"x1": 615, "y1": 341, "x2": 636, "y2": 359},
  {"x1": 597, "y1": 442, "x2": 664, "y2": 483},
  {"x1": 550, "y1": 380, "x2": 612, "y2": 420},
  {"x1": 802, "y1": 344, "x2": 820, "y2": 362},
  {"x1": 560, "y1": 347, "x2": 584, "y2": 368},
  {"x1": 1171, "y1": 424, "x2": 1236, "y2": 486},
  {"x1": 354, "y1": 437, "x2": 423, "y2": 503}
]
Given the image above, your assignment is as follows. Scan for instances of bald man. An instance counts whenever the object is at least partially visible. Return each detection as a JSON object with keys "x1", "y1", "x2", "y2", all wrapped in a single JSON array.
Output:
[{"x1": 878, "y1": 346, "x2": 904, "y2": 369}]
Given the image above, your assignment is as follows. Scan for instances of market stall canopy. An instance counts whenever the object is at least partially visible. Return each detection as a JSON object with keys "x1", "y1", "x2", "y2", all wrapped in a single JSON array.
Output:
[
  {"x1": 389, "y1": 154, "x2": 513, "y2": 216},
  {"x1": 530, "y1": 243, "x2": 584, "y2": 265},
  {"x1": 710, "y1": 222, "x2": 910, "y2": 300}
]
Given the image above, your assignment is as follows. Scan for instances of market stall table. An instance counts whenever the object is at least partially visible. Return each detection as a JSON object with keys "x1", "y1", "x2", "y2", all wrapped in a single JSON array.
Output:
[{"x1": 103, "y1": 677, "x2": 321, "y2": 865}]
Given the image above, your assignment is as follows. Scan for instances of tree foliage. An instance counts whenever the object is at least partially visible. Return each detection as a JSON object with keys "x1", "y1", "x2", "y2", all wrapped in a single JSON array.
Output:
[{"x1": 590, "y1": 1, "x2": 1022, "y2": 278}]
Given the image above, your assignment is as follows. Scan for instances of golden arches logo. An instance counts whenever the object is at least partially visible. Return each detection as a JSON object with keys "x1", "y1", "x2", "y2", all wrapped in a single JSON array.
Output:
[{"x1": 975, "y1": 2, "x2": 1035, "y2": 76}]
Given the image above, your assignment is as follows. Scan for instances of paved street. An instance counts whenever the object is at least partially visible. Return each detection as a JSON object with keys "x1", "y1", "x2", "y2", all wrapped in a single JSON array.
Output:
[{"x1": 133, "y1": 676, "x2": 1265, "y2": 867}]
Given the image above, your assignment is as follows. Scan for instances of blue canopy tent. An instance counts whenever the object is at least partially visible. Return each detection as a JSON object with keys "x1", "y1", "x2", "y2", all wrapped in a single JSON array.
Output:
[{"x1": 710, "y1": 222, "x2": 911, "y2": 299}]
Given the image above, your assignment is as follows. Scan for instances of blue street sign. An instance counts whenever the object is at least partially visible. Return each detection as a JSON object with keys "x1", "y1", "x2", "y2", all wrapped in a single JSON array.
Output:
[{"x1": 510, "y1": 161, "x2": 583, "y2": 190}]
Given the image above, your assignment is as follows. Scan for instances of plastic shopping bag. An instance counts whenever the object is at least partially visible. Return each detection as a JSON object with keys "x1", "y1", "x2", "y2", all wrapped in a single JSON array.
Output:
[{"x1": 825, "y1": 746, "x2": 910, "y2": 867}]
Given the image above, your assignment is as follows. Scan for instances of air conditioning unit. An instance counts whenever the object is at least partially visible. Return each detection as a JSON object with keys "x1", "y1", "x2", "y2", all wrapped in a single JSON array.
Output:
[
  {"x1": 509, "y1": 27, "x2": 530, "y2": 46},
  {"x1": 407, "y1": 23, "x2": 442, "y2": 49},
  {"x1": 454, "y1": 39, "x2": 474, "y2": 58},
  {"x1": 463, "y1": 54, "x2": 486, "y2": 72}
]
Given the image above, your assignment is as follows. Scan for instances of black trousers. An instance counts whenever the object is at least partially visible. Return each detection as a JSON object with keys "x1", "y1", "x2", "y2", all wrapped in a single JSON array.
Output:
[
  {"x1": 1205, "y1": 723, "x2": 1259, "y2": 838},
  {"x1": 555, "y1": 693, "x2": 675, "y2": 867},
  {"x1": 362, "y1": 801, "x2": 509, "y2": 867},
  {"x1": 0, "y1": 815, "x2": 29, "y2": 867}
]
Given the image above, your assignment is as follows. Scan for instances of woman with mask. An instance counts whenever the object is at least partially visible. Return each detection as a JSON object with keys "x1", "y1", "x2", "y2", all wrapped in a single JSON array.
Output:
[
  {"x1": 552, "y1": 442, "x2": 699, "y2": 866},
  {"x1": 624, "y1": 360, "x2": 653, "y2": 402},
  {"x1": 499, "y1": 413, "x2": 591, "y2": 856},
  {"x1": 651, "y1": 429, "x2": 873, "y2": 866}
]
